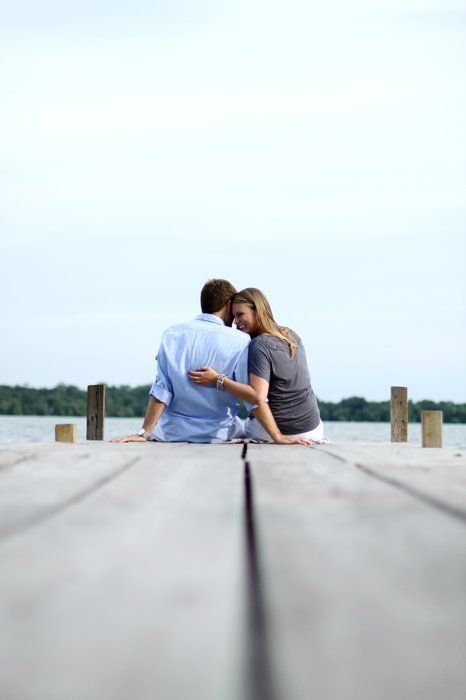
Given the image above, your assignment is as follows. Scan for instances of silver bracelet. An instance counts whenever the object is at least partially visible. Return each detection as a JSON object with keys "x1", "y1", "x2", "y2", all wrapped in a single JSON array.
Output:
[{"x1": 216, "y1": 373, "x2": 226, "y2": 390}]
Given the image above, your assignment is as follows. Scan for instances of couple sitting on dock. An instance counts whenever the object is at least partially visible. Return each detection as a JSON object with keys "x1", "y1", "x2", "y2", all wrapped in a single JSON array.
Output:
[{"x1": 111, "y1": 279, "x2": 326, "y2": 445}]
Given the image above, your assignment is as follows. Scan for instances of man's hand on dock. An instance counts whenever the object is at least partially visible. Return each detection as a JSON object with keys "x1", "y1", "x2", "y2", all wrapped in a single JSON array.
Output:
[{"x1": 109, "y1": 435, "x2": 149, "y2": 443}]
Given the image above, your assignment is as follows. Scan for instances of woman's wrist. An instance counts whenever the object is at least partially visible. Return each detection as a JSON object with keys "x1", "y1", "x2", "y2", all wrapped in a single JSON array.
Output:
[{"x1": 265, "y1": 425, "x2": 283, "y2": 442}]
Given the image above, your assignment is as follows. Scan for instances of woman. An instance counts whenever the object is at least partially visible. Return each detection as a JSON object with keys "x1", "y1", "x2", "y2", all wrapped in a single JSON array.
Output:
[{"x1": 188, "y1": 287, "x2": 326, "y2": 444}]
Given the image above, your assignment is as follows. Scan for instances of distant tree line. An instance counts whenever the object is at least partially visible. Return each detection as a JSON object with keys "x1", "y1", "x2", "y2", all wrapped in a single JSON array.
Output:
[
  {"x1": 317, "y1": 396, "x2": 465, "y2": 423},
  {"x1": 0, "y1": 384, "x2": 464, "y2": 423}
]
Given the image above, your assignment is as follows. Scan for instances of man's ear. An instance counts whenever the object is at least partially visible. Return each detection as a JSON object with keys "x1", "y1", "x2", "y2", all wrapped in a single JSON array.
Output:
[{"x1": 224, "y1": 299, "x2": 233, "y2": 326}]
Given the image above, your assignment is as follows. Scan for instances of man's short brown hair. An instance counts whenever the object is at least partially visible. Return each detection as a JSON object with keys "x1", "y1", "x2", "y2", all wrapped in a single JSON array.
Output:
[{"x1": 200, "y1": 279, "x2": 237, "y2": 314}]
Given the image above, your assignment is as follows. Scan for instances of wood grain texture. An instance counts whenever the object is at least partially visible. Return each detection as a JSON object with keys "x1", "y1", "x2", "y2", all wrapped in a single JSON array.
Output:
[
  {"x1": 87, "y1": 384, "x2": 105, "y2": 440},
  {"x1": 55, "y1": 424, "x2": 77, "y2": 443},
  {"x1": 1, "y1": 441, "x2": 465, "y2": 700},
  {"x1": 0, "y1": 444, "x2": 245, "y2": 700},
  {"x1": 322, "y1": 443, "x2": 466, "y2": 518},
  {"x1": 422, "y1": 411, "x2": 443, "y2": 448},
  {"x1": 0, "y1": 444, "x2": 143, "y2": 541},
  {"x1": 0, "y1": 449, "x2": 35, "y2": 470},
  {"x1": 248, "y1": 443, "x2": 466, "y2": 700},
  {"x1": 391, "y1": 386, "x2": 408, "y2": 442}
]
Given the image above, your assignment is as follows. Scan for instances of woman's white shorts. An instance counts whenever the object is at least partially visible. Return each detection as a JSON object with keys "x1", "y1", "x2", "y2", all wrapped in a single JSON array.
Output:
[{"x1": 242, "y1": 417, "x2": 327, "y2": 443}]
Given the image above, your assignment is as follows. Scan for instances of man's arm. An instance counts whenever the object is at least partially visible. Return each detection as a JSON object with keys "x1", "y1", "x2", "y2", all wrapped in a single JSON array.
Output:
[
  {"x1": 110, "y1": 396, "x2": 166, "y2": 443},
  {"x1": 143, "y1": 396, "x2": 166, "y2": 432},
  {"x1": 110, "y1": 339, "x2": 173, "y2": 443},
  {"x1": 188, "y1": 367, "x2": 267, "y2": 404},
  {"x1": 142, "y1": 396, "x2": 166, "y2": 435}
]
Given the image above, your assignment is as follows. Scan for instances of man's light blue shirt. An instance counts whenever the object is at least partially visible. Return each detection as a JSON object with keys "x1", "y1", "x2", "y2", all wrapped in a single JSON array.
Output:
[{"x1": 149, "y1": 314, "x2": 250, "y2": 442}]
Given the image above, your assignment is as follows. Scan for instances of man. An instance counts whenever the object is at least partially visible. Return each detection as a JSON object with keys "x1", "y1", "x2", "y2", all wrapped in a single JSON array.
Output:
[{"x1": 111, "y1": 279, "x2": 250, "y2": 443}]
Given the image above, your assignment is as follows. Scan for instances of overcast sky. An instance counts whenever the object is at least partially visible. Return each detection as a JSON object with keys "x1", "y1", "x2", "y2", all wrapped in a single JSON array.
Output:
[{"x1": 1, "y1": 0, "x2": 465, "y2": 402}]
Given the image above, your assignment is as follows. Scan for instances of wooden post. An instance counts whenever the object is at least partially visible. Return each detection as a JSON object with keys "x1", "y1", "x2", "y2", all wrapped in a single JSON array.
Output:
[
  {"x1": 391, "y1": 386, "x2": 408, "y2": 442},
  {"x1": 422, "y1": 411, "x2": 443, "y2": 448},
  {"x1": 55, "y1": 424, "x2": 77, "y2": 443},
  {"x1": 87, "y1": 384, "x2": 105, "y2": 440}
]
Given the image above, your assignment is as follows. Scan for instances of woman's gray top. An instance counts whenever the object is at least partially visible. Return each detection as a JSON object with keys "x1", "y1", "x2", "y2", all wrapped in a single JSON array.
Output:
[{"x1": 248, "y1": 330, "x2": 321, "y2": 435}]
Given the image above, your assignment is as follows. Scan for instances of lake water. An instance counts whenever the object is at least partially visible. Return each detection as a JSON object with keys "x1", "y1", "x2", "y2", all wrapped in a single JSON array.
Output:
[{"x1": 0, "y1": 416, "x2": 465, "y2": 448}]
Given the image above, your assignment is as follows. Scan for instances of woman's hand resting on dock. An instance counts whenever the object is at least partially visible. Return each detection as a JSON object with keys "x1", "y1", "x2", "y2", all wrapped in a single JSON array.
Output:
[{"x1": 274, "y1": 435, "x2": 316, "y2": 445}]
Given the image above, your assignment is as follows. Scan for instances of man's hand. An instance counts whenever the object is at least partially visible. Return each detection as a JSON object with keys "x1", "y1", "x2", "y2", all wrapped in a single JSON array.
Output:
[
  {"x1": 274, "y1": 434, "x2": 315, "y2": 446},
  {"x1": 109, "y1": 434, "x2": 149, "y2": 443},
  {"x1": 188, "y1": 367, "x2": 218, "y2": 386},
  {"x1": 109, "y1": 397, "x2": 166, "y2": 443}
]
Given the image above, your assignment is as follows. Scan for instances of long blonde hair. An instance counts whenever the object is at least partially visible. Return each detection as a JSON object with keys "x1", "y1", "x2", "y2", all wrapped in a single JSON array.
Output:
[{"x1": 231, "y1": 287, "x2": 298, "y2": 357}]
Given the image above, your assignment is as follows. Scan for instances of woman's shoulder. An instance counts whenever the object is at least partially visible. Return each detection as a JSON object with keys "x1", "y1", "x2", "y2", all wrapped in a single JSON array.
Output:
[
  {"x1": 253, "y1": 329, "x2": 301, "y2": 351},
  {"x1": 248, "y1": 335, "x2": 274, "y2": 358},
  {"x1": 282, "y1": 327, "x2": 301, "y2": 343},
  {"x1": 249, "y1": 334, "x2": 269, "y2": 351},
  {"x1": 272, "y1": 327, "x2": 302, "y2": 345}
]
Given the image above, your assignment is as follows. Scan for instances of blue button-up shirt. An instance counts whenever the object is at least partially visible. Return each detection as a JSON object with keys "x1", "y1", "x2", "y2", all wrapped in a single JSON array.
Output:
[{"x1": 149, "y1": 314, "x2": 250, "y2": 442}]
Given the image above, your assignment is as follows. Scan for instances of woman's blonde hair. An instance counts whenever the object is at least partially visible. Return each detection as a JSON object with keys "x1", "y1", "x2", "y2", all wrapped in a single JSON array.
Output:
[{"x1": 231, "y1": 287, "x2": 298, "y2": 357}]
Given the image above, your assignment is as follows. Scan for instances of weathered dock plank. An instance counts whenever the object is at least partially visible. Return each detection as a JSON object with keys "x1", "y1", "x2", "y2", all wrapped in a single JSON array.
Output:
[
  {"x1": 1, "y1": 441, "x2": 465, "y2": 700},
  {"x1": 0, "y1": 443, "x2": 147, "y2": 540},
  {"x1": 248, "y1": 444, "x2": 466, "y2": 700},
  {"x1": 0, "y1": 443, "x2": 245, "y2": 700},
  {"x1": 324, "y1": 443, "x2": 466, "y2": 518},
  {"x1": 0, "y1": 448, "x2": 36, "y2": 470}
]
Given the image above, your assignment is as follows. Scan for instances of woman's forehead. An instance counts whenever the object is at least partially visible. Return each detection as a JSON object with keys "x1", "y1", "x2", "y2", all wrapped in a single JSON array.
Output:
[{"x1": 232, "y1": 302, "x2": 250, "y2": 313}]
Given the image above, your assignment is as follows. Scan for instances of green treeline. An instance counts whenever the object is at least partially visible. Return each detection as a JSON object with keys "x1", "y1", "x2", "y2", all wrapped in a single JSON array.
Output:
[
  {"x1": 0, "y1": 384, "x2": 464, "y2": 423},
  {"x1": 0, "y1": 384, "x2": 150, "y2": 418},
  {"x1": 317, "y1": 396, "x2": 465, "y2": 423}
]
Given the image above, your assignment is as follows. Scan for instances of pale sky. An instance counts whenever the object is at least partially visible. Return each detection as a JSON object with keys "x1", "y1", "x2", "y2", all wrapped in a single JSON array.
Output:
[{"x1": 1, "y1": 0, "x2": 465, "y2": 402}]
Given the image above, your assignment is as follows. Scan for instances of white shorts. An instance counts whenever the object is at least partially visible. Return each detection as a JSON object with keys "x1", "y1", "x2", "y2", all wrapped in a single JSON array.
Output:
[{"x1": 243, "y1": 417, "x2": 327, "y2": 443}]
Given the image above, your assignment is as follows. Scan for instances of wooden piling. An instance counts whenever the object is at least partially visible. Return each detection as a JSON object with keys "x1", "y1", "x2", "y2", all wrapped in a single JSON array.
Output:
[
  {"x1": 55, "y1": 424, "x2": 77, "y2": 443},
  {"x1": 391, "y1": 386, "x2": 408, "y2": 442},
  {"x1": 87, "y1": 384, "x2": 105, "y2": 440},
  {"x1": 422, "y1": 411, "x2": 443, "y2": 448}
]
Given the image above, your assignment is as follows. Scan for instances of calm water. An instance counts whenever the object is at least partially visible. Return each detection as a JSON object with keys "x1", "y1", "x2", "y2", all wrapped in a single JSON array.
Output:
[{"x1": 0, "y1": 416, "x2": 465, "y2": 448}]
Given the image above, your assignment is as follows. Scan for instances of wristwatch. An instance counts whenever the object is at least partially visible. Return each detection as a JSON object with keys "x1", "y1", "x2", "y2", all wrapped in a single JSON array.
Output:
[{"x1": 137, "y1": 428, "x2": 150, "y2": 440}]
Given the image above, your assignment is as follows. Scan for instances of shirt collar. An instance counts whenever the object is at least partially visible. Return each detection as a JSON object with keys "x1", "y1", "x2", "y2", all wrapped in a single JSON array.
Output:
[{"x1": 195, "y1": 313, "x2": 225, "y2": 326}]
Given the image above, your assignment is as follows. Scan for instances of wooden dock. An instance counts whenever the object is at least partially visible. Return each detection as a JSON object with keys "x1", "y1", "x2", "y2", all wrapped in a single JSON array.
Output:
[{"x1": 0, "y1": 441, "x2": 465, "y2": 700}]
